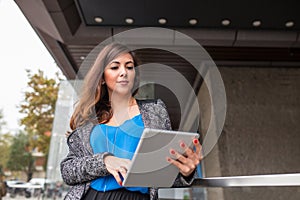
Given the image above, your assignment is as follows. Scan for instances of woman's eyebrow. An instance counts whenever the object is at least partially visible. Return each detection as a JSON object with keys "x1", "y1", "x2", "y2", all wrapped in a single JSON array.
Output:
[
  {"x1": 126, "y1": 61, "x2": 134, "y2": 65},
  {"x1": 110, "y1": 61, "x2": 134, "y2": 65}
]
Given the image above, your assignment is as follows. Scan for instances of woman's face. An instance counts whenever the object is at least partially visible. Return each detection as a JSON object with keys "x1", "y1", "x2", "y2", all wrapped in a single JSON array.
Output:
[{"x1": 103, "y1": 53, "x2": 136, "y2": 97}]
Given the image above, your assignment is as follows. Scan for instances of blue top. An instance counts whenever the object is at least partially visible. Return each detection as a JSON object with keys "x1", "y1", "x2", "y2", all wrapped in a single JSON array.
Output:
[{"x1": 90, "y1": 114, "x2": 149, "y2": 194}]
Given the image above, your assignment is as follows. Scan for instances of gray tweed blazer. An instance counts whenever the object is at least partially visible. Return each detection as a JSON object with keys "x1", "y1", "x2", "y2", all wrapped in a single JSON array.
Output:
[{"x1": 60, "y1": 99, "x2": 196, "y2": 200}]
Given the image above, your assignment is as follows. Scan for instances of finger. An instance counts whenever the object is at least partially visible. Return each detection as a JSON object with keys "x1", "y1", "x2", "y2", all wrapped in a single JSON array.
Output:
[
  {"x1": 170, "y1": 149, "x2": 187, "y2": 162},
  {"x1": 111, "y1": 170, "x2": 123, "y2": 186},
  {"x1": 181, "y1": 143, "x2": 196, "y2": 159},
  {"x1": 179, "y1": 141, "x2": 202, "y2": 168},
  {"x1": 118, "y1": 166, "x2": 128, "y2": 179},
  {"x1": 184, "y1": 148, "x2": 201, "y2": 166},
  {"x1": 180, "y1": 140, "x2": 202, "y2": 161},
  {"x1": 182, "y1": 142, "x2": 201, "y2": 168},
  {"x1": 166, "y1": 157, "x2": 194, "y2": 177},
  {"x1": 120, "y1": 171, "x2": 127, "y2": 180},
  {"x1": 170, "y1": 149, "x2": 196, "y2": 169},
  {"x1": 179, "y1": 141, "x2": 194, "y2": 157},
  {"x1": 193, "y1": 138, "x2": 203, "y2": 158},
  {"x1": 167, "y1": 156, "x2": 183, "y2": 168}
]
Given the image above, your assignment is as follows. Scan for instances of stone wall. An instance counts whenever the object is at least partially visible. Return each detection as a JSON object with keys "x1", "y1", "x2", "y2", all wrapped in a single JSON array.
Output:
[{"x1": 201, "y1": 66, "x2": 300, "y2": 200}]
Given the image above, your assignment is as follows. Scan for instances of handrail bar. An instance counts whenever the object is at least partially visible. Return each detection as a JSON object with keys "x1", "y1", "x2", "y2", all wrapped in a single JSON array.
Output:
[{"x1": 190, "y1": 173, "x2": 300, "y2": 187}]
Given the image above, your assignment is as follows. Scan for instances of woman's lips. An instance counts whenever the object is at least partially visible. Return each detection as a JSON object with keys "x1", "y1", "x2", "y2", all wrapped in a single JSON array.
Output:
[{"x1": 117, "y1": 80, "x2": 129, "y2": 85}]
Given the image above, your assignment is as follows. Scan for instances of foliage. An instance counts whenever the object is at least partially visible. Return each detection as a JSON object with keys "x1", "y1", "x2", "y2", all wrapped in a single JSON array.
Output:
[
  {"x1": 6, "y1": 131, "x2": 35, "y2": 181},
  {"x1": 0, "y1": 109, "x2": 5, "y2": 130},
  {"x1": 0, "y1": 109, "x2": 12, "y2": 169},
  {"x1": 19, "y1": 70, "x2": 60, "y2": 155},
  {"x1": 0, "y1": 133, "x2": 12, "y2": 170}
]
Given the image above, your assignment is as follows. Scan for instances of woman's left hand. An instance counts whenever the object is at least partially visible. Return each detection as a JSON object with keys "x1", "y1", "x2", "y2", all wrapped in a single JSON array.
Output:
[{"x1": 166, "y1": 138, "x2": 203, "y2": 177}]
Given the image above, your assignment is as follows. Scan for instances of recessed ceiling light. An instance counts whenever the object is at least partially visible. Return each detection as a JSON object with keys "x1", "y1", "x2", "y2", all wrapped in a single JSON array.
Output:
[
  {"x1": 125, "y1": 18, "x2": 134, "y2": 24},
  {"x1": 221, "y1": 19, "x2": 231, "y2": 26},
  {"x1": 80, "y1": 56, "x2": 85, "y2": 60},
  {"x1": 158, "y1": 18, "x2": 167, "y2": 25},
  {"x1": 285, "y1": 21, "x2": 294, "y2": 28},
  {"x1": 94, "y1": 17, "x2": 103, "y2": 23},
  {"x1": 252, "y1": 20, "x2": 262, "y2": 27},
  {"x1": 189, "y1": 19, "x2": 198, "y2": 25}
]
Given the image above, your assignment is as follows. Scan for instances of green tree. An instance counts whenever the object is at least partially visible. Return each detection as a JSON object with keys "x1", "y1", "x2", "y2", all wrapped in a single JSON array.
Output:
[
  {"x1": 0, "y1": 109, "x2": 12, "y2": 169},
  {"x1": 0, "y1": 109, "x2": 5, "y2": 129},
  {"x1": 6, "y1": 131, "x2": 35, "y2": 181},
  {"x1": 0, "y1": 133, "x2": 12, "y2": 171},
  {"x1": 19, "y1": 70, "x2": 60, "y2": 166}
]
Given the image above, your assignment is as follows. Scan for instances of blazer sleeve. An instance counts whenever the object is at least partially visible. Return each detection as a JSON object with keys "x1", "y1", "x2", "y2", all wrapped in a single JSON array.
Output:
[
  {"x1": 172, "y1": 169, "x2": 198, "y2": 187},
  {"x1": 60, "y1": 130, "x2": 111, "y2": 186},
  {"x1": 156, "y1": 99, "x2": 172, "y2": 130}
]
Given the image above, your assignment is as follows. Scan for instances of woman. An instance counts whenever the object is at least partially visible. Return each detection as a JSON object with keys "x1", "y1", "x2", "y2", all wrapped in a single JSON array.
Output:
[{"x1": 60, "y1": 42, "x2": 202, "y2": 200}]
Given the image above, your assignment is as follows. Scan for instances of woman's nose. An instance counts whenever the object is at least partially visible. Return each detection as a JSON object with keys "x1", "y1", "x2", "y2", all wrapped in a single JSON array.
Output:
[{"x1": 120, "y1": 66, "x2": 127, "y2": 77}]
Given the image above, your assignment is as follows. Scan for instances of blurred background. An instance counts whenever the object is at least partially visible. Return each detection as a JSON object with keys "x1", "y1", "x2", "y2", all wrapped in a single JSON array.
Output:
[{"x1": 0, "y1": 0, "x2": 299, "y2": 199}]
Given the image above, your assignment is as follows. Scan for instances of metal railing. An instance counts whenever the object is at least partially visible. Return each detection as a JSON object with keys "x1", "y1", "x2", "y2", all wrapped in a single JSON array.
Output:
[{"x1": 191, "y1": 173, "x2": 300, "y2": 187}]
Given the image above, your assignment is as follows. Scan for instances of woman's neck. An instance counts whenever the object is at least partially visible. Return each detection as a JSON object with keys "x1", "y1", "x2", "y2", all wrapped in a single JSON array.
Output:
[
  {"x1": 110, "y1": 95, "x2": 134, "y2": 111},
  {"x1": 106, "y1": 95, "x2": 139, "y2": 126}
]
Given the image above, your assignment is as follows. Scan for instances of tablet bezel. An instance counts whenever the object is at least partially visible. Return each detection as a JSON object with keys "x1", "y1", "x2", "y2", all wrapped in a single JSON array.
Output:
[{"x1": 122, "y1": 128, "x2": 199, "y2": 187}]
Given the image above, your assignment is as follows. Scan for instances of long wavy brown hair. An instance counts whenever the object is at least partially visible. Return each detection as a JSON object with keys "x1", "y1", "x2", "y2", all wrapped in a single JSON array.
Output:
[{"x1": 70, "y1": 42, "x2": 140, "y2": 130}]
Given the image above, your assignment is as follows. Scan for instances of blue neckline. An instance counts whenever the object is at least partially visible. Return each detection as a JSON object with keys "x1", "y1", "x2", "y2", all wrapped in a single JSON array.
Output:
[{"x1": 100, "y1": 114, "x2": 141, "y2": 128}]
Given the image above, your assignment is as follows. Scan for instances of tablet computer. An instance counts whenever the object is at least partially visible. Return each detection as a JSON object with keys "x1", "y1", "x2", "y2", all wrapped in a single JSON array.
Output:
[{"x1": 122, "y1": 128, "x2": 199, "y2": 187}]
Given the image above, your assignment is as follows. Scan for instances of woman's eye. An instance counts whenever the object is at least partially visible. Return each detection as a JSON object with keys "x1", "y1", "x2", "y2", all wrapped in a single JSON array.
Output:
[
  {"x1": 110, "y1": 66, "x2": 119, "y2": 70},
  {"x1": 127, "y1": 66, "x2": 134, "y2": 70}
]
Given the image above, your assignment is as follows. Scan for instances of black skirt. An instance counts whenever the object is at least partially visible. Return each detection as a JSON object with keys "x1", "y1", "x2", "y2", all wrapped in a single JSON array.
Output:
[{"x1": 82, "y1": 187, "x2": 150, "y2": 200}]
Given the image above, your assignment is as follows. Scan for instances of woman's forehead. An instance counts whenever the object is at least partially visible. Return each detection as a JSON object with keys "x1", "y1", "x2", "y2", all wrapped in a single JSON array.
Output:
[{"x1": 110, "y1": 53, "x2": 134, "y2": 63}]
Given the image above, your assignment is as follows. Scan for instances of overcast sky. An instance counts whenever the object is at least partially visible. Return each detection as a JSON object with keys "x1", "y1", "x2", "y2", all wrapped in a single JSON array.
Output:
[{"x1": 0, "y1": 0, "x2": 65, "y2": 133}]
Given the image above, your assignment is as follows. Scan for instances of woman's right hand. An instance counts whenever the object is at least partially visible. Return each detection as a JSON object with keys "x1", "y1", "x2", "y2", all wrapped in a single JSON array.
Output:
[{"x1": 104, "y1": 155, "x2": 131, "y2": 186}]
